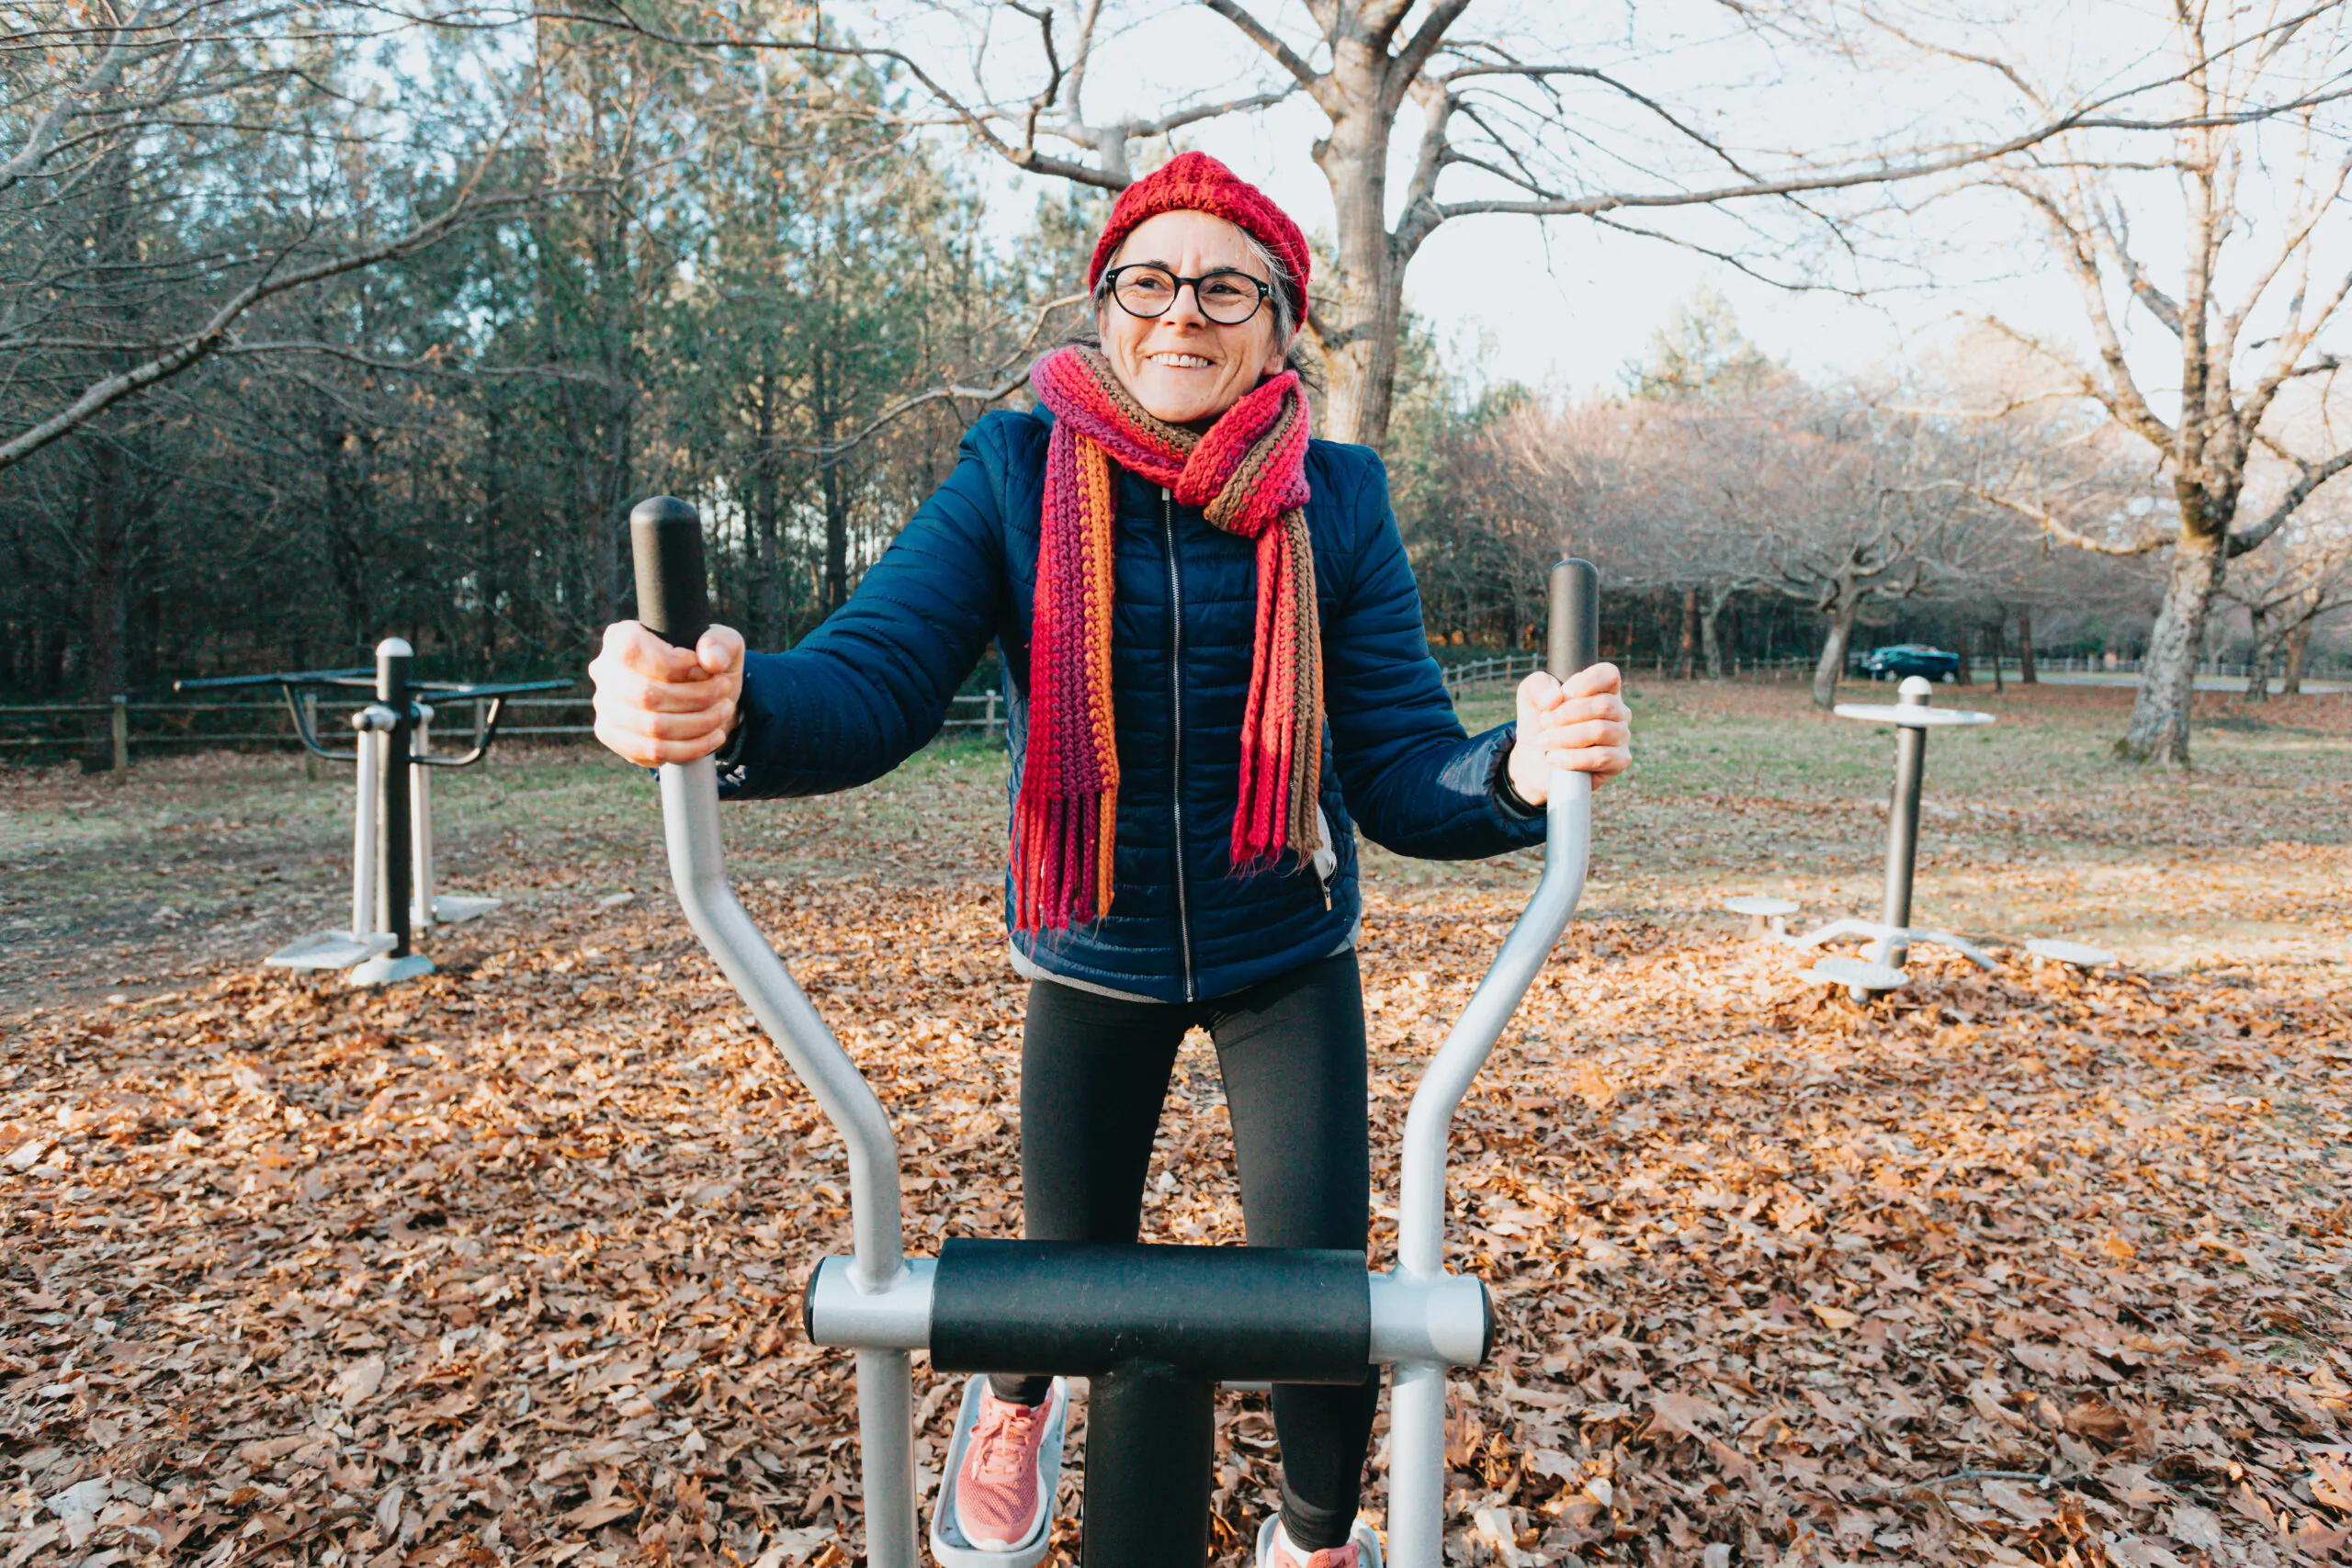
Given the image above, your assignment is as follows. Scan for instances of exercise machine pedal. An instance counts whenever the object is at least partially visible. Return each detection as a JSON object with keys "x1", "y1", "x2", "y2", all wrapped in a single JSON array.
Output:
[
  {"x1": 265, "y1": 930, "x2": 396, "y2": 970},
  {"x1": 929, "y1": 1375, "x2": 1066, "y2": 1568},
  {"x1": 426, "y1": 893, "x2": 503, "y2": 925}
]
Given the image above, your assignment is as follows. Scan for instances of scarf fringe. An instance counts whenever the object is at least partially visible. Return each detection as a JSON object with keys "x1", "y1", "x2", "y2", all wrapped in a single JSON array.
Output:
[{"x1": 1020, "y1": 345, "x2": 1323, "y2": 931}]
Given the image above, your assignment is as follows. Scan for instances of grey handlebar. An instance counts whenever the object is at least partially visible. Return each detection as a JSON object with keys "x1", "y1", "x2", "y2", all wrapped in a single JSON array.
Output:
[
  {"x1": 1549, "y1": 557, "x2": 1599, "y2": 681},
  {"x1": 630, "y1": 495, "x2": 710, "y2": 649}
]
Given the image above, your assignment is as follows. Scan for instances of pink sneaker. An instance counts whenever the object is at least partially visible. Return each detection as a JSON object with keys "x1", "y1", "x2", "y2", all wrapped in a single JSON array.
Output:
[
  {"x1": 1256, "y1": 1517, "x2": 1384, "y2": 1568},
  {"x1": 950, "y1": 1380, "x2": 1064, "y2": 1551}
]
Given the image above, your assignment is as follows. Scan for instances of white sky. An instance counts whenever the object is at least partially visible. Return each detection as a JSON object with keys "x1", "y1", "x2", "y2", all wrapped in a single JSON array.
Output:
[{"x1": 843, "y1": 0, "x2": 2349, "y2": 417}]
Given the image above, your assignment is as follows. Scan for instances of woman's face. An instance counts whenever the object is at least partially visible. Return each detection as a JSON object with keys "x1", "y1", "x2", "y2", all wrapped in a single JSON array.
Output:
[{"x1": 1097, "y1": 210, "x2": 1290, "y2": 427}]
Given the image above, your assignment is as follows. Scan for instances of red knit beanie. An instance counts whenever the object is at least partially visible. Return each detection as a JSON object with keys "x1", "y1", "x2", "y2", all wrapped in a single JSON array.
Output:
[{"x1": 1088, "y1": 152, "x2": 1311, "y2": 325}]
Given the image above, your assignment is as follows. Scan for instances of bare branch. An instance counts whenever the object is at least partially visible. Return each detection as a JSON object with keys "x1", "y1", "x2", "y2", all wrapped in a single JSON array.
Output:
[
  {"x1": 2231, "y1": 446, "x2": 2352, "y2": 556},
  {"x1": 1196, "y1": 0, "x2": 1321, "y2": 90},
  {"x1": 1387, "y1": 0, "x2": 1470, "y2": 110},
  {"x1": 0, "y1": 187, "x2": 537, "y2": 472}
]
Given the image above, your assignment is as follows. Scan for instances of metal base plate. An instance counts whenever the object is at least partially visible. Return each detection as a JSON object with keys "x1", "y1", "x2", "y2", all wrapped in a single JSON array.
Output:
[
  {"x1": 348, "y1": 953, "x2": 435, "y2": 987},
  {"x1": 1255, "y1": 1516, "x2": 1385, "y2": 1568},
  {"x1": 930, "y1": 1375, "x2": 1065, "y2": 1568},
  {"x1": 2026, "y1": 937, "x2": 2116, "y2": 968},
  {"x1": 1791, "y1": 918, "x2": 1996, "y2": 971},
  {"x1": 427, "y1": 893, "x2": 502, "y2": 924},
  {"x1": 1805, "y1": 955, "x2": 1909, "y2": 992},
  {"x1": 265, "y1": 931, "x2": 396, "y2": 971}
]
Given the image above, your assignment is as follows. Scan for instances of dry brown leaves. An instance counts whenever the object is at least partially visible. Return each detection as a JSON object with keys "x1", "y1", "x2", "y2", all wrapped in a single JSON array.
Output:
[{"x1": 2, "y1": 873, "x2": 2347, "y2": 1567}]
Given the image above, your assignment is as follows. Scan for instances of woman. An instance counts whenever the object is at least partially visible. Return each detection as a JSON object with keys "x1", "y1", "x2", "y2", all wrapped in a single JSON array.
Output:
[{"x1": 592, "y1": 152, "x2": 1631, "y2": 1568}]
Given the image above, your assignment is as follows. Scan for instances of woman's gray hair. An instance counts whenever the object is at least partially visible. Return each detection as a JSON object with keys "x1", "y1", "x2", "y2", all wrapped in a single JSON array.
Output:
[{"x1": 1085, "y1": 227, "x2": 1321, "y2": 390}]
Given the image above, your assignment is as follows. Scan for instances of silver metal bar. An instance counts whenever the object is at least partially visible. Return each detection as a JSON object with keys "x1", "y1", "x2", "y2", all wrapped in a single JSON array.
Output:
[
  {"x1": 411, "y1": 705, "x2": 435, "y2": 934},
  {"x1": 659, "y1": 758, "x2": 908, "y2": 1288},
  {"x1": 662, "y1": 757, "x2": 926, "y2": 1568},
  {"x1": 1396, "y1": 767, "x2": 1589, "y2": 1278},
  {"x1": 1387, "y1": 764, "x2": 1589, "y2": 1568},
  {"x1": 1388, "y1": 1360, "x2": 1451, "y2": 1568},
  {"x1": 349, "y1": 716, "x2": 388, "y2": 941},
  {"x1": 856, "y1": 1348, "x2": 920, "y2": 1568},
  {"x1": 658, "y1": 754, "x2": 918, "y2": 1568}
]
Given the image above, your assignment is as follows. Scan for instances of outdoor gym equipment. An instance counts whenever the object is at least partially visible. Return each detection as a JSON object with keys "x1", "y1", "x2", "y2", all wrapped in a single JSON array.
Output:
[
  {"x1": 630, "y1": 492, "x2": 1600, "y2": 1568},
  {"x1": 1786, "y1": 676, "x2": 1996, "y2": 998},
  {"x1": 175, "y1": 644, "x2": 568, "y2": 986},
  {"x1": 1722, "y1": 895, "x2": 1798, "y2": 941}
]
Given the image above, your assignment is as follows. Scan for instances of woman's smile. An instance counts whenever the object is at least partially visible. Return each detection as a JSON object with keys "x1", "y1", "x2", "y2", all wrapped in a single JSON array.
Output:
[{"x1": 1098, "y1": 209, "x2": 1287, "y2": 425}]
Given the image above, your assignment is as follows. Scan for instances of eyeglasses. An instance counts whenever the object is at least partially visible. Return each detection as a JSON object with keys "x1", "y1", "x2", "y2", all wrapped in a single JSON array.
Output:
[{"x1": 1101, "y1": 264, "x2": 1273, "y2": 327}]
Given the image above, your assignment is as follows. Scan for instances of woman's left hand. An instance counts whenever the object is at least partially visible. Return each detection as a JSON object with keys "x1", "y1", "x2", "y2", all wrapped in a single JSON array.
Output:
[{"x1": 1507, "y1": 663, "x2": 1632, "y2": 806}]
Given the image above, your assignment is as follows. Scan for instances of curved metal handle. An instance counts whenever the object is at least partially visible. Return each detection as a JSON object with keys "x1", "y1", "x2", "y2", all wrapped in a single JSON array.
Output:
[
  {"x1": 628, "y1": 498, "x2": 909, "y2": 1289},
  {"x1": 1396, "y1": 558, "x2": 1596, "y2": 1277},
  {"x1": 413, "y1": 696, "x2": 508, "y2": 768},
  {"x1": 282, "y1": 682, "x2": 357, "y2": 761},
  {"x1": 1389, "y1": 558, "x2": 1600, "y2": 1568}
]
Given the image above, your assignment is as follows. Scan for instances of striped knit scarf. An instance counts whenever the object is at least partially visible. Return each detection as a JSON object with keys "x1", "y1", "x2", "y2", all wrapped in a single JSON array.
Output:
[{"x1": 1017, "y1": 344, "x2": 1321, "y2": 932}]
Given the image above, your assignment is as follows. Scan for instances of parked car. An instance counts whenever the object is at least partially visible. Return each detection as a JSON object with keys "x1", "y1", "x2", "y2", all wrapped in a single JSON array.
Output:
[{"x1": 1859, "y1": 643, "x2": 1962, "y2": 682}]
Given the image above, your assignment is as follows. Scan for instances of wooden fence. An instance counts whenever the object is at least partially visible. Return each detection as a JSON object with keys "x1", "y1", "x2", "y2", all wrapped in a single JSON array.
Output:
[
  {"x1": 9, "y1": 648, "x2": 2344, "y2": 769},
  {"x1": 0, "y1": 690, "x2": 1012, "y2": 769}
]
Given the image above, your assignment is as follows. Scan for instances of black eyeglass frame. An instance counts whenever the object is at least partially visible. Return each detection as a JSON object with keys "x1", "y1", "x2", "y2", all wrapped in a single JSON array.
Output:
[{"x1": 1098, "y1": 263, "x2": 1274, "y2": 327}]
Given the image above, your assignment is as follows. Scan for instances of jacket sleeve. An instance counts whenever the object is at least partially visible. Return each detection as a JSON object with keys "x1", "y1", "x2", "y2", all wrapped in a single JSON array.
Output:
[
  {"x1": 1321, "y1": 450, "x2": 1546, "y2": 859},
  {"x1": 718, "y1": 417, "x2": 1013, "y2": 800}
]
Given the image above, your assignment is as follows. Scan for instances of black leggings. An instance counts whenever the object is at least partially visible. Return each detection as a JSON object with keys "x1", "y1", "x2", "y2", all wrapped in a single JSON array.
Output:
[{"x1": 990, "y1": 949, "x2": 1379, "y2": 1553}]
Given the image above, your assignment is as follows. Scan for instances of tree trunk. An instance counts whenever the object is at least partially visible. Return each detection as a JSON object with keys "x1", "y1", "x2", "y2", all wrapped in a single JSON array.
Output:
[
  {"x1": 2282, "y1": 616, "x2": 2312, "y2": 695},
  {"x1": 1811, "y1": 602, "x2": 1858, "y2": 709},
  {"x1": 1675, "y1": 586, "x2": 1699, "y2": 680},
  {"x1": 1700, "y1": 587, "x2": 1727, "y2": 679},
  {"x1": 2016, "y1": 606, "x2": 2037, "y2": 683},
  {"x1": 2120, "y1": 535, "x2": 2228, "y2": 764},
  {"x1": 83, "y1": 438, "x2": 130, "y2": 764},
  {"x1": 1988, "y1": 617, "x2": 2006, "y2": 694},
  {"x1": 1953, "y1": 630, "x2": 1973, "y2": 685},
  {"x1": 480, "y1": 398, "x2": 505, "y2": 669},
  {"x1": 815, "y1": 348, "x2": 850, "y2": 614},
  {"x1": 2240, "y1": 604, "x2": 2276, "y2": 704},
  {"x1": 1310, "y1": 71, "x2": 1404, "y2": 447},
  {"x1": 83, "y1": 434, "x2": 130, "y2": 700},
  {"x1": 752, "y1": 366, "x2": 783, "y2": 648}
]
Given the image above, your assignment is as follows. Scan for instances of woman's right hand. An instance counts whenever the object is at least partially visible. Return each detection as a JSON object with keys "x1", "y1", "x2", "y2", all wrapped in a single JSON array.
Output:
[{"x1": 590, "y1": 621, "x2": 746, "y2": 766}]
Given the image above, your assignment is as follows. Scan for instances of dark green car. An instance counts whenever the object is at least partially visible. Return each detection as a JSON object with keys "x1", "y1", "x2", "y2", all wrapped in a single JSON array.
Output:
[{"x1": 1859, "y1": 643, "x2": 1962, "y2": 681}]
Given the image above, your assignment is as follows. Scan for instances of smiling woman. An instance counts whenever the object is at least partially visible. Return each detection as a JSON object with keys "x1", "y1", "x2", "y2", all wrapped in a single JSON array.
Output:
[{"x1": 588, "y1": 148, "x2": 1633, "y2": 1568}]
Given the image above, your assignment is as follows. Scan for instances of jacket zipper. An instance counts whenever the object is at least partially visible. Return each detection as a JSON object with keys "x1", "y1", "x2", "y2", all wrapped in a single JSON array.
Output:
[{"x1": 1162, "y1": 485, "x2": 1196, "y2": 1001}]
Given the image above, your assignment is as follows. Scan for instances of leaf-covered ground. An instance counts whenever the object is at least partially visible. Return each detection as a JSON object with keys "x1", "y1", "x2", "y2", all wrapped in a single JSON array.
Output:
[{"x1": 3, "y1": 682, "x2": 2347, "y2": 1565}]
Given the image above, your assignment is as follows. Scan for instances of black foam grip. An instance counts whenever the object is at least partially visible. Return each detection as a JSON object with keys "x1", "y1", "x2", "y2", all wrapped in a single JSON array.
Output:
[
  {"x1": 1548, "y1": 557, "x2": 1600, "y2": 682},
  {"x1": 927, "y1": 1239, "x2": 1373, "y2": 1384},
  {"x1": 630, "y1": 496, "x2": 707, "y2": 648}
]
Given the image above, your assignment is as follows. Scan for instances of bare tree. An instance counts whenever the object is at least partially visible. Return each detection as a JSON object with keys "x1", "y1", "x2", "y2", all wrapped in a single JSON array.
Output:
[
  {"x1": 548, "y1": 0, "x2": 2303, "y2": 448},
  {"x1": 2224, "y1": 506, "x2": 2352, "y2": 701},
  {"x1": 1909, "y1": 1, "x2": 2352, "y2": 762}
]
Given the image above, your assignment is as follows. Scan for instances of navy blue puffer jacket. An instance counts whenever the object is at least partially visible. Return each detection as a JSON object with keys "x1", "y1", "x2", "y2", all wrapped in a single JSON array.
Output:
[{"x1": 723, "y1": 406, "x2": 1542, "y2": 1002}]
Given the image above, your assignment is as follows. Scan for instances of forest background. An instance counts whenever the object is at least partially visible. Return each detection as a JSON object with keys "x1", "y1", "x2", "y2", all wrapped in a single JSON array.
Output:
[{"x1": 6, "y1": 0, "x2": 2352, "y2": 764}]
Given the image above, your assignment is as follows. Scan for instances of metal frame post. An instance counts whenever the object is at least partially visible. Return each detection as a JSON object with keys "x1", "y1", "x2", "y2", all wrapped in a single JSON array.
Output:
[
  {"x1": 1083, "y1": 1362, "x2": 1214, "y2": 1568},
  {"x1": 351, "y1": 638, "x2": 435, "y2": 987},
  {"x1": 350, "y1": 721, "x2": 383, "y2": 942},
  {"x1": 1874, "y1": 679, "x2": 1931, "y2": 970},
  {"x1": 411, "y1": 704, "x2": 435, "y2": 935},
  {"x1": 632, "y1": 497, "x2": 919, "y2": 1568},
  {"x1": 1388, "y1": 557, "x2": 1597, "y2": 1568}
]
